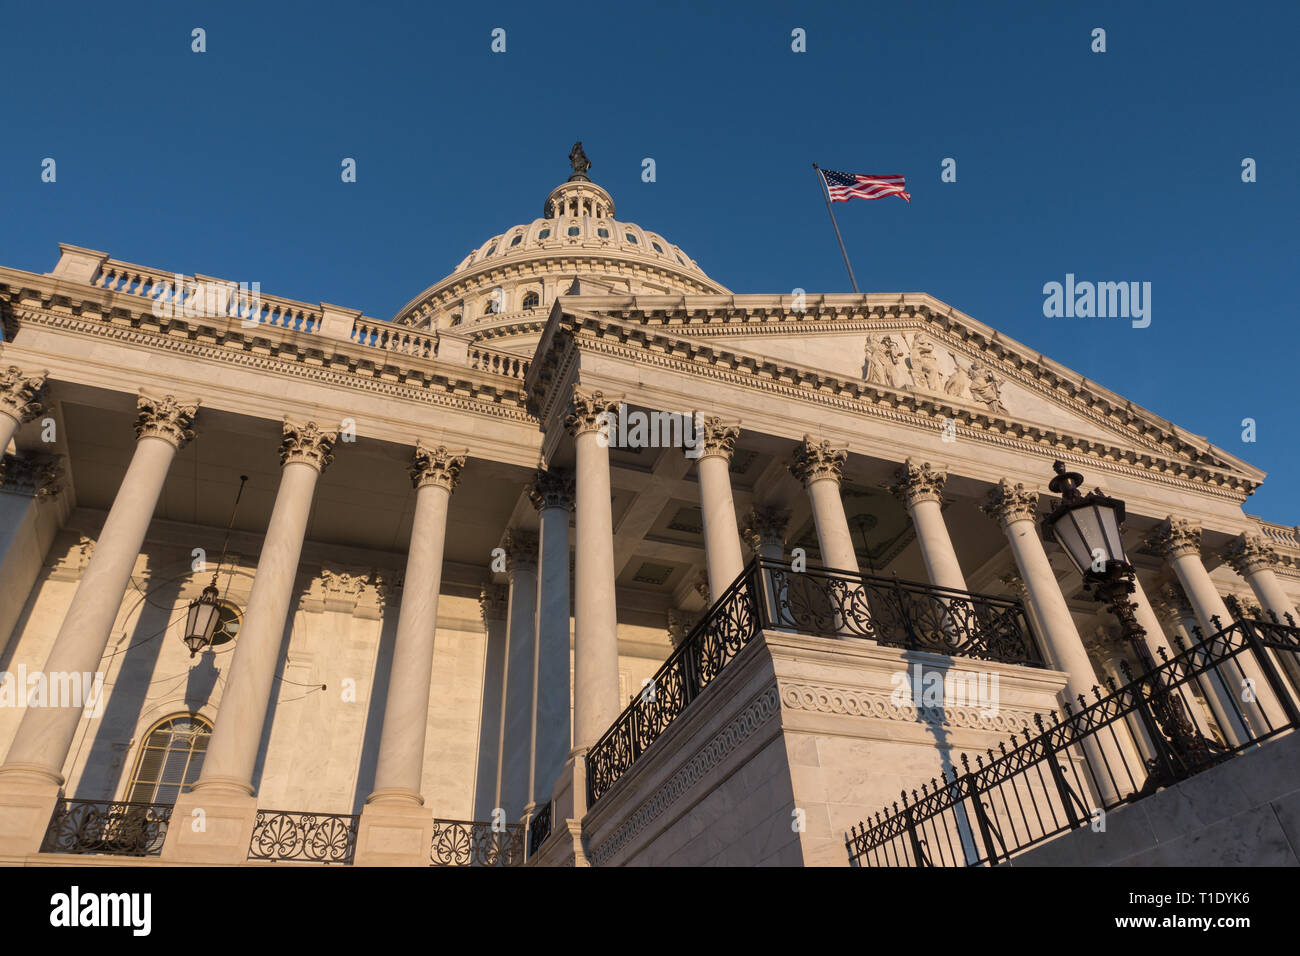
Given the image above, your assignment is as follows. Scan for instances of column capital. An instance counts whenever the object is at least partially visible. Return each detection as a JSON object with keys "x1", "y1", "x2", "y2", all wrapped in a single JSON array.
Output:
[
  {"x1": 135, "y1": 392, "x2": 198, "y2": 449},
  {"x1": 410, "y1": 441, "x2": 466, "y2": 492},
  {"x1": 981, "y1": 478, "x2": 1039, "y2": 526},
  {"x1": 564, "y1": 387, "x2": 619, "y2": 438},
  {"x1": 501, "y1": 528, "x2": 539, "y2": 573},
  {"x1": 696, "y1": 417, "x2": 740, "y2": 462},
  {"x1": 280, "y1": 418, "x2": 338, "y2": 472},
  {"x1": 0, "y1": 366, "x2": 47, "y2": 425},
  {"x1": 528, "y1": 467, "x2": 574, "y2": 511},
  {"x1": 1222, "y1": 532, "x2": 1278, "y2": 577},
  {"x1": 479, "y1": 583, "x2": 508, "y2": 623},
  {"x1": 1082, "y1": 624, "x2": 1126, "y2": 661},
  {"x1": 1146, "y1": 516, "x2": 1203, "y2": 560},
  {"x1": 999, "y1": 567, "x2": 1029, "y2": 598},
  {"x1": 0, "y1": 452, "x2": 63, "y2": 499},
  {"x1": 1149, "y1": 581, "x2": 1193, "y2": 624},
  {"x1": 790, "y1": 435, "x2": 847, "y2": 486},
  {"x1": 890, "y1": 458, "x2": 948, "y2": 508},
  {"x1": 741, "y1": 505, "x2": 789, "y2": 553}
]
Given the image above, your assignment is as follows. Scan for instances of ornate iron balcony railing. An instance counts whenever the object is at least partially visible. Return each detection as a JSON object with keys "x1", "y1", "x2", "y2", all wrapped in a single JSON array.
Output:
[
  {"x1": 430, "y1": 819, "x2": 525, "y2": 866},
  {"x1": 40, "y1": 798, "x2": 172, "y2": 857},
  {"x1": 527, "y1": 801, "x2": 553, "y2": 858},
  {"x1": 248, "y1": 809, "x2": 359, "y2": 864},
  {"x1": 847, "y1": 617, "x2": 1300, "y2": 866},
  {"x1": 586, "y1": 558, "x2": 1041, "y2": 805}
]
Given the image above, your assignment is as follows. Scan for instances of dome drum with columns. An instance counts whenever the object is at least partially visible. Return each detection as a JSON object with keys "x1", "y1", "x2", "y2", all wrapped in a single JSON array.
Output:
[{"x1": 0, "y1": 145, "x2": 1297, "y2": 868}]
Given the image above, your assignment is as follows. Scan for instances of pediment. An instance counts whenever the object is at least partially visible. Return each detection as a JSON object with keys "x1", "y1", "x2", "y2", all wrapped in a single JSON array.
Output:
[{"x1": 530, "y1": 292, "x2": 1262, "y2": 497}]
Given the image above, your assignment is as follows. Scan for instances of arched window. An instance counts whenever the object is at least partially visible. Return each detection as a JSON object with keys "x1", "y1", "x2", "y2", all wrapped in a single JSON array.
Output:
[
  {"x1": 125, "y1": 713, "x2": 212, "y2": 804},
  {"x1": 521, "y1": 291, "x2": 540, "y2": 309}
]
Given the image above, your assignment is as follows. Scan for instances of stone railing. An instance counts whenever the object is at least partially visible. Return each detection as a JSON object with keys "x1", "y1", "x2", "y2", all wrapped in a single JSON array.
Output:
[
  {"x1": 351, "y1": 319, "x2": 437, "y2": 358},
  {"x1": 1249, "y1": 516, "x2": 1300, "y2": 553},
  {"x1": 469, "y1": 345, "x2": 530, "y2": 379},
  {"x1": 91, "y1": 258, "x2": 322, "y2": 333}
]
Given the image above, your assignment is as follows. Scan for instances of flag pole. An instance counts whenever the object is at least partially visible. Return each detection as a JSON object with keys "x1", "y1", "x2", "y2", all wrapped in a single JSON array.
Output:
[{"x1": 813, "y1": 162, "x2": 860, "y2": 293}]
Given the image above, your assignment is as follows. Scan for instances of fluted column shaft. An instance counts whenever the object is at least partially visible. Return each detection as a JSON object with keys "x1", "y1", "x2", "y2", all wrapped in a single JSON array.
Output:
[
  {"x1": 567, "y1": 390, "x2": 622, "y2": 752},
  {"x1": 0, "y1": 393, "x2": 195, "y2": 785},
  {"x1": 368, "y1": 444, "x2": 464, "y2": 806},
  {"x1": 791, "y1": 437, "x2": 858, "y2": 573},
  {"x1": 695, "y1": 418, "x2": 744, "y2": 597},
  {"x1": 500, "y1": 529, "x2": 539, "y2": 818},
  {"x1": 194, "y1": 419, "x2": 336, "y2": 795},
  {"x1": 530, "y1": 470, "x2": 573, "y2": 809},
  {"x1": 892, "y1": 459, "x2": 966, "y2": 591}
]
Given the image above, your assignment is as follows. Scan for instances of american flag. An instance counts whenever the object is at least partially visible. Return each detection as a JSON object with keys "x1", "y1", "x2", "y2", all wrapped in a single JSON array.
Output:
[{"x1": 818, "y1": 168, "x2": 911, "y2": 203}]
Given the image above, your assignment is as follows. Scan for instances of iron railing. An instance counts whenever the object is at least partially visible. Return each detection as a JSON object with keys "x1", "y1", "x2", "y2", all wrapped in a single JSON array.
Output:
[
  {"x1": 248, "y1": 809, "x2": 359, "y2": 864},
  {"x1": 40, "y1": 799, "x2": 173, "y2": 857},
  {"x1": 586, "y1": 558, "x2": 1041, "y2": 805},
  {"x1": 846, "y1": 617, "x2": 1300, "y2": 866},
  {"x1": 430, "y1": 820, "x2": 525, "y2": 866},
  {"x1": 527, "y1": 801, "x2": 553, "y2": 858}
]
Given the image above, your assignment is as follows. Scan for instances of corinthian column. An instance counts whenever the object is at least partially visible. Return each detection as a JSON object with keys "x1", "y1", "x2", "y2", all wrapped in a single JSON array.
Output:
[
  {"x1": 0, "y1": 393, "x2": 197, "y2": 794},
  {"x1": 473, "y1": 585, "x2": 509, "y2": 819},
  {"x1": 368, "y1": 443, "x2": 465, "y2": 806},
  {"x1": 0, "y1": 366, "x2": 47, "y2": 451},
  {"x1": 528, "y1": 468, "x2": 573, "y2": 812},
  {"x1": 193, "y1": 419, "x2": 338, "y2": 797},
  {"x1": 499, "y1": 528, "x2": 539, "y2": 819},
  {"x1": 890, "y1": 458, "x2": 966, "y2": 591},
  {"x1": 1222, "y1": 532, "x2": 1300, "y2": 702},
  {"x1": 790, "y1": 436, "x2": 858, "y2": 573},
  {"x1": 565, "y1": 388, "x2": 622, "y2": 754},
  {"x1": 981, "y1": 480, "x2": 1096, "y2": 702},
  {"x1": 693, "y1": 417, "x2": 744, "y2": 597},
  {"x1": 742, "y1": 506, "x2": 789, "y2": 561},
  {"x1": 1147, "y1": 517, "x2": 1283, "y2": 731}
]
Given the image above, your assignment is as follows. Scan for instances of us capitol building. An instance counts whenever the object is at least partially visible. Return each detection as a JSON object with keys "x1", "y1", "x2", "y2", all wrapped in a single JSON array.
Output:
[{"x1": 1, "y1": 146, "x2": 1297, "y2": 868}]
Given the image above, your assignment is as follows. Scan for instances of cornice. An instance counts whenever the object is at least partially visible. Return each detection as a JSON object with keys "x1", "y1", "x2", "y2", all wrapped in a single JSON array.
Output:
[
  {"x1": 548, "y1": 314, "x2": 1255, "y2": 502},
  {"x1": 6, "y1": 293, "x2": 536, "y2": 425}
]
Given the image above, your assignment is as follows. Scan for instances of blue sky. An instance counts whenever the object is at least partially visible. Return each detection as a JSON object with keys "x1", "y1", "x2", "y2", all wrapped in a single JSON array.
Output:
[{"x1": 3, "y1": 1, "x2": 1297, "y2": 520}]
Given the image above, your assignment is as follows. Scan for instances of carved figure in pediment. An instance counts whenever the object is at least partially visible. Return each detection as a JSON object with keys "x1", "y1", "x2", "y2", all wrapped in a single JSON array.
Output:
[
  {"x1": 910, "y1": 333, "x2": 944, "y2": 391},
  {"x1": 968, "y1": 361, "x2": 1008, "y2": 415},
  {"x1": 944, "y1": 362, "x2": 970, "y2": 399},
  {"x1": 864, "y1": 334, "x2": 908, "y2": 388}
]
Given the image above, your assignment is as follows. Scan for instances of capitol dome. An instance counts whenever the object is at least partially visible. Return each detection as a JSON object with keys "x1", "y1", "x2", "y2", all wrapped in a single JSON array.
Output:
[{"x1": 392, "y1": 144, "x2": 729, "y2": 333}]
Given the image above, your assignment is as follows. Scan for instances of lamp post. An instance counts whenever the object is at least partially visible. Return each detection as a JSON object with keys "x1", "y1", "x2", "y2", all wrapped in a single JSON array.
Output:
[
  {"x1": 182, "y1": 475, "x2": 248, "y2": 656},
  {"x1": 1041, "y1": 461, "x2": 1222, "y2": 779}
]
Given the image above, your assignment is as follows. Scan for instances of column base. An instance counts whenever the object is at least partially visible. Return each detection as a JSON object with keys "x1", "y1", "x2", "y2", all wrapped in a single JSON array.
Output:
[
  {"x1": 355, "y1": 799, "x2": 433, "y2": 866},
  {"x1": 161, "y1": 785, "x2": 258, "y2": 864},
  {"x1": 0, "y1": 765, "x2": 62, "y2": 856}
]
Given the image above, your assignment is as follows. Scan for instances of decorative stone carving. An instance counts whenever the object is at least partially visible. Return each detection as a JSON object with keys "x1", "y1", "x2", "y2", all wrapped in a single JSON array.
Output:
[
  {"x1": 280, "y1": 418, "x2": 338, "y2": 472},
  {"x1": 982, "y1": 478, "x2": 1039, "y2": 526},
  {"x1": 693, "y1": 570, "x2": 711, "y2": 605},
  {"x1": 316, "y1": 564, "x2": 383, "y2": 617},
  {"x1": 890, "y1": 458, "x2": 947, "y2": 508},
  {"x1": 1000, "y1": 568, "x2": 1029, "y2": 599},
  {"x1": 0, "y1": 452, "x2": 63, "y2": 498},
  {"x1": 529, "y1": 467, "x2": 575, "y2": 511},
  {"x1": 1150, "y1": 581, "x2": 1193, "y2": 624},
  {"x1": 479, "y1": 583, "x2": 508, "y2": 623},
  {"x1": 135, "y1": 392, "x2": 198, "y2": 448},
  {"x1": 909, "y1": 333, "x2": 944, "y2": 392},
  {"x1": 47, "y1": 534, "x2": 95, "y2": 581},
  {"x1": 863, "y1": 334, "x2": 908, "y2": 388},
  {"x1": 1146, "y1": 516, "x2": 1202, "y2": 560},
  {"x1": 790, "y1": 436, "x2": 847, "y2": 486},
  {"x1": 741, "y1": 505, "x2": 789, "y2": 553},
  {"x1": 943, "y1": 361, "x2": 970, "y2": 400},
  {"x1": 697, "y1": 417, "x2": 740, "y2": 462},
  {"x1": 564, "y1": 387, "x2": 619, "y2": 437},
  {"x1": 1222, "y1": 533, "x2": 1278, "y2": 577},
  {"x1": 501, "y1": 528, "x2": 539, "y2": 572},
  {"x1": 410, "y1": 441, "x2": 466, "y2": 491},
  {"x1": 0, "y1": 366, "x2": 47, "y2": 424},
  {"x1": 967, "y1": 361, "x2": 1007, "y2": 415}
]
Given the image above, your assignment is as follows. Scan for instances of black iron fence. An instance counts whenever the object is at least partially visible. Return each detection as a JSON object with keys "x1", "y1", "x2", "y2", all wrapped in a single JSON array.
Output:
[
  {"x1": 527, "y1": 801, "x2": 552, "y2": 858},
  {"x1": 430, "y1": 819, "x2": 524, "y2": 866},
  {"x1": 248, "y1": 809, "x2": 359, "y2": 864},
  {"x1": 40, "y1": 798, "x2": 172, "y2": 857},
  {"x1": 846, "y1": 617, "x2": 1300, "y2": 866},
  {"x1": 586, "y1": 558, "x2": 1042, "y2": 805}
]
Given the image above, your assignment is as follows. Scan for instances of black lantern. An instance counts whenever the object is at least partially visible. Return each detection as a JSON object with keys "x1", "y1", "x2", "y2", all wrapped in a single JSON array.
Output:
[
  {"x1": 1039, "y1": 460, "x2": 1222, "y2": 780},
  {"x1": 1041, "y1": 461, "x2": 1128, "y2": 578},
  {"x1": 183, "y1": 578, "x2": 222, "y2": 657}
]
